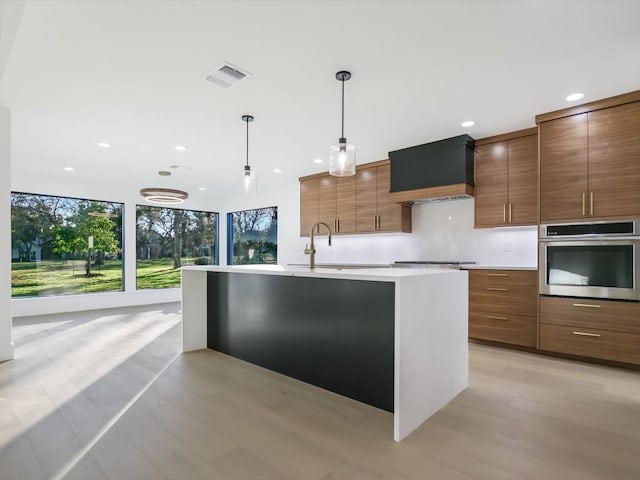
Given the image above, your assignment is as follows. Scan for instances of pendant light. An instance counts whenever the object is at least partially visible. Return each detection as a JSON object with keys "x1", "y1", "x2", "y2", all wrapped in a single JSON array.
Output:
[
  {"x1": 140, "y1": 187, "x2": 188, "y2": 204},
  {"x1": 139, "y1": 170, "x2": 189, "y2": 204},
  {"x1": 329, "y1": 70, "x2": 356, "y2": 177},
  {"x1": 241, "y1": 114, "x2": 257, "y2": 192}
]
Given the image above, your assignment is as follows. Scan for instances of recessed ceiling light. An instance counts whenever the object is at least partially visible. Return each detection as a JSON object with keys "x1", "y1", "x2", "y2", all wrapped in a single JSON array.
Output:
[
  {"x1": 97, "y1": 142, "x2": 111, "y2": 148},
  {"x1": 174, "y1": 145, "x2": 187, "y2": 151},
  {"x1": 566, "y1": 92, "x2": 584, "y2": 102},
  {"x1": 313, "y1": 158, "x2": 323, "y2": 164},
  {"x1": 273, "y1": 168, "x2": 283, "y2": 174},
  {"x1": 461, "y1": 120, "x2": 475, "y2": 128},
  {"x1": 63, "y1": 166, "x2": 75, "y2": 171},
  {"x1": 198, "y1": 187, "x2": 206, "y2": 191}
]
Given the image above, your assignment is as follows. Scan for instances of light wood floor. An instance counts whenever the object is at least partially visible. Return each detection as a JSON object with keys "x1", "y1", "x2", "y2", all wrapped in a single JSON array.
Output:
[{"x1": 1, "y1": 303, "x2": 639, "y2": 479}]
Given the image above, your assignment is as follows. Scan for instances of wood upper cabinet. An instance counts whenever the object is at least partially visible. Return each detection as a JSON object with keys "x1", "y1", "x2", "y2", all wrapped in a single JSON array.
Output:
[
  {"x1": 300, "y1": 160, "x2": 409, "y2": 236},
  {"x1": 475, "y1": 141, "x2": 508, "y2": 227},
  {"x1": 538, "y1": 95, "x2": 640, "y2": 222},
  {"x1": 587, "y1": 102, "x2": 640, "y2": 218},
  {"x1": 507, "y1": 135, "x2": 539, "y2": 224},
  {"x1": 356, "y1": 163, "x2": 411, "y2": 233},
  {"x1": 300, "y1": 177, "x2": 320, "y2": 236},
  {"x1": 474, "y1": 128, "x2": 537, "y2": 228},
  {"x1": 376, "y1": 163, "x2": 411, "y2": 232},
  {"x1": 355, "y1": 167, "x2": 378, "y2": 232},
  {"x1": 336, "y1": 175, "x2": 356, "y2": 234},
  {"x1": 540, "y1": 113, "x2": 589, "y2": 221},
  {"x1": 318, "y1": 175, "x2": 337, "y2": 230}
]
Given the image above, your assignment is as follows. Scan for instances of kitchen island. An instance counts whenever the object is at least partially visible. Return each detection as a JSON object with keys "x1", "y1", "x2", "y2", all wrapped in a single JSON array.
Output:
[{"x1": 181, "y1": 265, "x2": 468, "y2": 441}]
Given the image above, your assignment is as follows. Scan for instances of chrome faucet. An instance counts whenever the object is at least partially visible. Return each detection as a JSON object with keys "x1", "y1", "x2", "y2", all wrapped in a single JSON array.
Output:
[{"x1": 304, "y1": 222, "x2": 332, "y2": 269}]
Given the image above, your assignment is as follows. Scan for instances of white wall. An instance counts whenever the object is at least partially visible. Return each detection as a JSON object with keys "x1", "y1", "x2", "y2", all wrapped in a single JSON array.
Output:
[
  {"x1": 0, "y1": 0, "x2": 26, "y2": 81},
  {"x1": 0, "y1": 105, "x2": 13, "y2": 360}
]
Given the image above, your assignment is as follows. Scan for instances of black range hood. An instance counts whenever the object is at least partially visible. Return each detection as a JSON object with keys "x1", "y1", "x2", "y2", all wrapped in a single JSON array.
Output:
[{"x1": 388, "y1": 134, "x2": 475, "y2": 203}]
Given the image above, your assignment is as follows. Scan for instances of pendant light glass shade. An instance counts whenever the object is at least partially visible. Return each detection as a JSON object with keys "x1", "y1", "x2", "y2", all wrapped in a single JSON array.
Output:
[
  {"x1": 241, "y1": 114, "x2": 257, "y2": 192},
  {"x1": 329, "y1": 141, "x2": 356, "y2": 176},
  {"x1": 242, "y1": 164, "x2": 257, "y2": 192},
  {"x1": 329, "y1": 70, "x2": 356, "y2": 177}
]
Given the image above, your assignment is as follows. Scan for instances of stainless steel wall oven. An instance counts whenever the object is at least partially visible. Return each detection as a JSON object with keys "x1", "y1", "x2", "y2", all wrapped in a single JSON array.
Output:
[{"x1": 539, "y1": 221, "x2": 640, "y2": 301}]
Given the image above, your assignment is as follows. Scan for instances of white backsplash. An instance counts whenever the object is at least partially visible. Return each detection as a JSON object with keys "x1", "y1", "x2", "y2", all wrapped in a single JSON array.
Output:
[{"x1": 287, "y1": 198, "x2": 538, "y2": 267}]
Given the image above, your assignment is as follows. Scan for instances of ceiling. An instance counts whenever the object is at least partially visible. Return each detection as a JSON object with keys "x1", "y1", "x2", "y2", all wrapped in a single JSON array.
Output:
[{"x1": 1, "y1": 0, "x2": 639, "y2": 203}]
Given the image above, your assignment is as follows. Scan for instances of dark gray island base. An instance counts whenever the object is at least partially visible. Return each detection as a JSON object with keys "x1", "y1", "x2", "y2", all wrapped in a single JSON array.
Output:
[{"x1": 206, "y1": 271, "x2": 395, "y2": 411}]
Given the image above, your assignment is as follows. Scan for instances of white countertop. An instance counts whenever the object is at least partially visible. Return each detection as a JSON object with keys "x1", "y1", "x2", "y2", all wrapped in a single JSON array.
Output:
[
  {"x1": 182, "y1": 264, "x2": 465, "y2": 282},
  {"x1": 461, "y1": 265, "x2": 537, "y2": 271}
]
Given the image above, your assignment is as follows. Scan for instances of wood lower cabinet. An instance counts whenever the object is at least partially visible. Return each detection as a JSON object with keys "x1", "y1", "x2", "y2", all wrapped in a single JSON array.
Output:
[
  {"x1": 540, "y1": 324, "x2": 640, "y2": 365},
  {"x1": 539, "y1": 296, "x2": 640, "y2": 365},
  {"x1": 468, "y1": 269, "x2": 537, "y2": 347},
  {"x1": 475, "y1": 128, "x2": 538, "y2": 228},
  {"x1": 538, "y1": 94, "x2": 640, "y2": 222},
  {"x1": 300, "y1": 160, "x2": 410, "y2": 236}
]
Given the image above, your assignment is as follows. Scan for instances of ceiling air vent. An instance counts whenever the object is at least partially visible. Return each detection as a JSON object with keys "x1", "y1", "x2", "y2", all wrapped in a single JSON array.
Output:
[{"x1": 205, "y1": 62, "x2": 251, "y2": 88}]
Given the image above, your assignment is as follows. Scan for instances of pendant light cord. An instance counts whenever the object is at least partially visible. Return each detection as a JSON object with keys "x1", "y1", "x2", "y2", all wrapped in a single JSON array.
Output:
[
  {"x1": 245, "y1": 117, "x2": 249, "y2": 167},
  {"x1": 341, "y1": 77, "x2": 345, "y2": 139}
]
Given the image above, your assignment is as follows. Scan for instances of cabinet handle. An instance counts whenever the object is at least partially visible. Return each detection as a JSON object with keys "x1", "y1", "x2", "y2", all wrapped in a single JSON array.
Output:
[
  {"x1": 572, "y1": 303, "x2": 601, "y2": 308},
  {"x1": 503, "y1": 204, "x2": 506, "y2": 223},
  {"x1": 590, "y1": 191, "x2": 594, "y2": 216},
  {"x1": 487, "y1": 273, "x2": 509, "y2": 277},
  {"x1": 487, "y1": 315, "x2": 508, "y2": 321},
  {"x1": 487, "y1": 287, "x2": 509, "y2": 292},
  {"x1": 572, "y1": 331, "x2": 601, "y2": 338},
  {"x1": 508, "y1": 203, "x2": 512, "y2": 223},
  {"x1": 582, "y1": 192, "x2": 586, "y2": 216},
  {"x1": 376, "y1": 215, "x2": 381, "y2": 230},
  {"x1": 337, "y1": 218, "x2": 340, "y2": 232},
  {"x1": 333, "y1": 219, "x2": 337, "y2": 233},
  {"x1": 373, "y1": 216, "x2": 377, "y2": 230}
]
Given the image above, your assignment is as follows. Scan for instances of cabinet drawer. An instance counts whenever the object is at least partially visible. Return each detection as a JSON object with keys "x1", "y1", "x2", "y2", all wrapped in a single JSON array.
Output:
[
  {"x1": 469, "y1": 311, "x2": 537, "y2": 347},
  {"x1": 540, "y1": 323, "x2": 640, "y2": 365},
  {"x1": 469, "y1": 269, "x2": 537, "y2": 287},
  {"x1": 540, "y1": 296, "x2": 640, "y2": 334},
  {"x1": 469, "y1": 285, "x2": 538, "y2": 315}
]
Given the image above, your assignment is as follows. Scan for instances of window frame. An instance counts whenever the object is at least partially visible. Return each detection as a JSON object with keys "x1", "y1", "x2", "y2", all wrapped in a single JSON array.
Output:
[{"x1": 226, "y1": 206, "x2": 278, "y2": 266}]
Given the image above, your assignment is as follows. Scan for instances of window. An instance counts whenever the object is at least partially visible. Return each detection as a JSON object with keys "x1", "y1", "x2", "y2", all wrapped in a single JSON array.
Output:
[
  {"x1": 11, "y1": 192, "x2": 124, "y2": 297},
  {"x1": 227, "y1": 207, "x2": 277, "y2": 265},
  {"x1": 136, "y1": 205, "x2": 218, "y2": 289}
]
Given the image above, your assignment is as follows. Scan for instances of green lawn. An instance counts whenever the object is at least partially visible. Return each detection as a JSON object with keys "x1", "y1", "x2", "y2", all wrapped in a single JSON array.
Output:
[
  {"x1": 136, "y1": 258, "x2": 182, "y2": 289},
  {"x1": 12, "y1": 258, "x2": 207, "y2": 296},
  {"x1": 11, "y1": 260, "x2": 123, "y2": 297}
]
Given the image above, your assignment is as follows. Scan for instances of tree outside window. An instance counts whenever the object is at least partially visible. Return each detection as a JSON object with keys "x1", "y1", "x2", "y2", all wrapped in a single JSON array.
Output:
[
  {"x1": 136, "y1": 205, "x2": 218, "y2": 289},
  {"x1": 10, "y1": 192, "x2": 123, "y2": 297},
  {"x1": 227, "y1": 207, "x2": 277, "y2": 265}
]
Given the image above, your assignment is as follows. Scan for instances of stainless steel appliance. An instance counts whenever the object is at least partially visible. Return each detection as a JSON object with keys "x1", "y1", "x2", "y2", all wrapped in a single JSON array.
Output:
[{"x1": 539, "y1": 220, "x2": 640, "y2": 301}]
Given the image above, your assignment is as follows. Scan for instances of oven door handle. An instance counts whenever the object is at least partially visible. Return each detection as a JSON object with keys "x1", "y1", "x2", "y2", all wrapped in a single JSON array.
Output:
[{"x1": 539, "y1": 237, "x2": 640, "y2": 243}]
